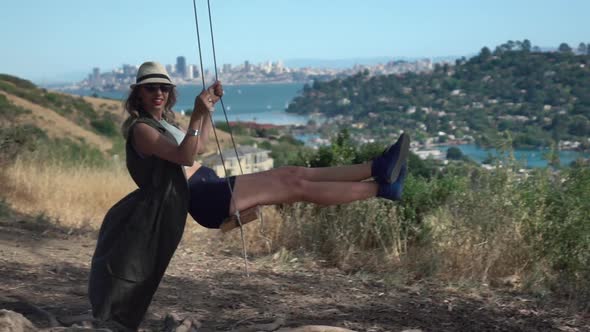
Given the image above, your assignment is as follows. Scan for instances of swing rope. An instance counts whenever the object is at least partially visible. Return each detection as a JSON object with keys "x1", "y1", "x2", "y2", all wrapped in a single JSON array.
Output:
[{"x1": 192, "y1": 0, "x2": 250, "y2": 276}]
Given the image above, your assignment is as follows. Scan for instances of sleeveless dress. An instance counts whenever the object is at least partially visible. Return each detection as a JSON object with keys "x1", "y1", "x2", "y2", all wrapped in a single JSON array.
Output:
[{"x1": 88, "y1": 115, "x2": 189, "y2": 330}]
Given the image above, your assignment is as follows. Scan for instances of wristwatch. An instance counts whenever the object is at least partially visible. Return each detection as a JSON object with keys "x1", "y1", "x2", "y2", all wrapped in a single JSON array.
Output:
[{"x1": 186, "y1": 128, "x2": 200, "y2": 136}]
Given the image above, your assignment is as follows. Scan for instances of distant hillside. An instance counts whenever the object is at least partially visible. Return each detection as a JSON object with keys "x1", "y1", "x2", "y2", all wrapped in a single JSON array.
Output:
[
  {"x1": 285, "y1": 55, "x2": 463, "y2": 69},
  {"x1": 287, "y1": 40, "x2": 590, "y2": 149}
]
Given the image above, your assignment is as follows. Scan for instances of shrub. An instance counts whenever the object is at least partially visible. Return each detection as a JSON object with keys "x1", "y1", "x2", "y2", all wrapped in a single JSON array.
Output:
[
  {"x1": 0, "y1": 124, "x2": 108, "y2": 168},
  {"x1": 278, "y1": 199, "x2": 404, "y2": 270},
  {"x1": 0, "y1": 94, "x2": 31, "y2": 120},
  {"x1": 91, "y1": 116, "x2": 118, "y2": 137},
  {"x1": 0, "y1": 199, "x2": 12, "y2": 217},
  {"x1": 534, "y1": 167, "x2": 590, "y2": 303},
  {"x1": 0, "y1": 125, "x2": 47, "y2": 163},
  {"x1": 446, "y1": 146, "x2": 464, "y2": 160}
]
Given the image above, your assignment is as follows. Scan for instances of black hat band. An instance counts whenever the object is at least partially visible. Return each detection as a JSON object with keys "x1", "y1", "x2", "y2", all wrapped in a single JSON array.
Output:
[{"x1": 136, "y1": 73, "x2": 171, "y2": 84}]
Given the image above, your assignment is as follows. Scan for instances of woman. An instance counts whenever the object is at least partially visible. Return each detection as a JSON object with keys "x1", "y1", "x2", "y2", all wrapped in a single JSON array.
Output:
[{"x1": 89, "y1": 61, "x2": 409, "y2": 330}]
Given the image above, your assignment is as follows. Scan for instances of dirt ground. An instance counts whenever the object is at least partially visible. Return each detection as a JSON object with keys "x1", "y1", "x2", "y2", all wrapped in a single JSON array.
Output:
[{"x1": 0, "y1": 213, "x2": 588, "y2": 332}]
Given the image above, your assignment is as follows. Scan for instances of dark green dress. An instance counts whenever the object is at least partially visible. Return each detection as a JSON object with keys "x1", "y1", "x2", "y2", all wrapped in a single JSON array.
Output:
[{"x1": 88, "y1": 115, "x2": 189, "y2": 330}]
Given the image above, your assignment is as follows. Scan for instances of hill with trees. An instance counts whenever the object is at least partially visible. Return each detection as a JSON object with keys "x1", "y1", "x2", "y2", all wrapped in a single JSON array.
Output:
[{"x1": 287, "y1": 40, "x2": 590, "y2": 150}]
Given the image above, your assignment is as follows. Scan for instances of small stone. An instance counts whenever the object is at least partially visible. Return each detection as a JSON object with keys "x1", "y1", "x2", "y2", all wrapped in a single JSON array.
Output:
[{"x1": 0, "y1": 310, "x2": 38, "y2": 332}]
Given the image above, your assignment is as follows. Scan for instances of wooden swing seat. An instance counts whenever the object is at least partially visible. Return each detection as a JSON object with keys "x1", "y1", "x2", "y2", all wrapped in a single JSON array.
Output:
[{"x1": 219, "y1": 206, "x2": 260, "y2": 233}]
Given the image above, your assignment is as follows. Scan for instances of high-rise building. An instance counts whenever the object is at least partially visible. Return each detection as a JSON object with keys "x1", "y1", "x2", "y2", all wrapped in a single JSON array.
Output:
[
  {"x1": 187, "y1": 64, "x2": 195, "y2": 80},
  {"x1": 176, "y1": 56, "x2": 187, "y2": 78},
  {"x1": 122, "y1": 64, "x2": 136, "y2": 76},
  {"x1": 262, "y1": 61, "x2": 272, "y2": 74},
  {"x1": 166, "y1": 64, "x2": 175, "y2": 76},
  {"x1": 92, "y1": 67, "x2": 100, "y2": 85}
]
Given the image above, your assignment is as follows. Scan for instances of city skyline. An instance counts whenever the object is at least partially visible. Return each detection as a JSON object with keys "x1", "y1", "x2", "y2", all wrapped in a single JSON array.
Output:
[
  {"x1": 1, "y1": 0, "x2": 589, "y2": 83},
  {"x1": 79, "y1": 55, "x2": 435, "y2": 91}
]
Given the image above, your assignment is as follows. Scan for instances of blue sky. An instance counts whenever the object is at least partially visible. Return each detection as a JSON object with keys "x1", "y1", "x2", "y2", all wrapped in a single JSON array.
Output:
[{"x1": 0, "y1": 0, "x2": 588, "y2": 83}]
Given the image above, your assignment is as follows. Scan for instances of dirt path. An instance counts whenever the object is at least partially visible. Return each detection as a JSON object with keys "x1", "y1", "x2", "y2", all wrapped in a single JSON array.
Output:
[{"x1": 0, "y1": 215, "x2": 588, "y2": 332}]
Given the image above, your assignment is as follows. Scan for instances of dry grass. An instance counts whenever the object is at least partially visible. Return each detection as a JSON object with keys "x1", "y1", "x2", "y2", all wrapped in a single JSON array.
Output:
[
  {"x1": 0, "y1": 155, "x2": 265, "y2": 242},
  {"x1": 82, "y1": 95, "x2": 125, "y2": 117},
  {"x1": 1, "y1": 158, "x2": 136, "y2": 229}
]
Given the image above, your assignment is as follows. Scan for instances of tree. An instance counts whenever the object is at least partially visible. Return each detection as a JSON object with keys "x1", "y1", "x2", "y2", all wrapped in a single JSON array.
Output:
[
  {"x1": 522, "y1": 39, "x2": 532, "y2": 52},
  {"x1": 480, "y1": 47, "x2": 492, "y2": 60},
  {"x1": 568, "y1": 115, "x2": 590, "y2": 136},
  {"x1": 354, "y1": 142, "x2": 385, "y2": 164},
  {"x1": 577, "y1": 42, "x2": 588, "y2": 55},
  {"x1": 507, "y1": 40, "x2": 516, "y2": 51},
  {"x1": 558, "y1": 43, "x2": 573, "y2": 54},
  {"x1": 446, "y1": 146, "x2": 464, "y2": 160}
]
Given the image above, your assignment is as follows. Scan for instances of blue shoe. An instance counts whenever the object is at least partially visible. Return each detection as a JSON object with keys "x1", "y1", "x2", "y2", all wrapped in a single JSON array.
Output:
[
  {"x1": 377, "y1": 163, "x2": 407, "y2": 201},
  {"x1": 371, "y1": 133, "x2": 410, "y2": 184}
]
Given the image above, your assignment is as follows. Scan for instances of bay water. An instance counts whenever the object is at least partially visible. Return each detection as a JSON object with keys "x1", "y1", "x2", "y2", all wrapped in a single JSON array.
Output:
[
  {"x1": 66, "y1": 83, "x2": 588, "y2": 167},
  {"x1": 436, "y1": 144, "x2": 589, "y2": 168},
  {"x1": 68, "y1": 82, "x2": 309, "y2": 125}
]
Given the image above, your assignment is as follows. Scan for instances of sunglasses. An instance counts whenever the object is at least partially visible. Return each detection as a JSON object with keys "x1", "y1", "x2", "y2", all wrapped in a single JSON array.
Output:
[{"x1": 143, "y1": 84, "x2": 173, "y2": 93}]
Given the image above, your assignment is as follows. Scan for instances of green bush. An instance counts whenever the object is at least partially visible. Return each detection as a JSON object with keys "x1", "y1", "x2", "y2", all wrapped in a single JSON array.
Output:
[
  {"x1": 446, "y1": 146, "x2": 464, "y2": 160},
  {"x1": 0, "y1": 94, "x2": 30, "y2": 120},
  {"x1": 91, "y1": 116, "x2": 118, "y2": 137},
  {"x1": 0, "y1": 124, "x2": 109, "y2": 168},
  {"x1": 535, "y1": 167, "x2": 590, "y2": 302},
  {"x1": 0, "y1": 199, "x2": 13, "y2": 218},
  {"x1": 0, "y1": 125, "x2": 47, "y2": 163},
  {"x1": 279, "y1": 199, "x2": 403, "y2": 269},
  {"x1": 39, "y1": 137, "x2": 108, "y2": 167},
  {"x1": 399, "y1": 173, "x2": 467, "y2": 228}
]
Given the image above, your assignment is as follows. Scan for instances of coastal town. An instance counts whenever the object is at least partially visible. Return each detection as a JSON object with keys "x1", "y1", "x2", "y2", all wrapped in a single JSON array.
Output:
[
  {"x1": 67, "y1": 56, "x2": 472, "y2": 162},
  {"x1": 62, "y1": 51, "x2": 590, "y2": 168}
]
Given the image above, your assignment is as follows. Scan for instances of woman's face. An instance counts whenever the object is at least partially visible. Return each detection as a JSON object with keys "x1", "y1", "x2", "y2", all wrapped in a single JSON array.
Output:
[{"x1": 138, "y1": 84, "x2": 173, "y2": 113}]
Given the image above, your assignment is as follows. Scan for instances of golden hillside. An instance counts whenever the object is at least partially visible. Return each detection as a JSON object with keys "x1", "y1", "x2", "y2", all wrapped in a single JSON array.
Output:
[
  {"x1": 1, "y1": 91, "x2": 115, "y2": 152},
  {"x1": 0, "y1": 74, "x2": 231, "y2": 156}
]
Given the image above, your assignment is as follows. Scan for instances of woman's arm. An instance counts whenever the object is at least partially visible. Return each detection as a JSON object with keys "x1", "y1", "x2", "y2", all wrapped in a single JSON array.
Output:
[
  {"x1": 132, "y1": 82, "x2": 223, "y2": 166},
  {"x1": 194, "y1": 81, "x2": 222, "y2": 155},
  {"x1": 195, "y1": 113, "x2": 213, "y2": 155}
]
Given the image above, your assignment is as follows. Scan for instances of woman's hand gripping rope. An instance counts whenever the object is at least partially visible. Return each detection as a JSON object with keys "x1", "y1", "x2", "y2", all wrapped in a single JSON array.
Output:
[{"x1": 193, "y1": 81, "x2": 224, "y2": 116}]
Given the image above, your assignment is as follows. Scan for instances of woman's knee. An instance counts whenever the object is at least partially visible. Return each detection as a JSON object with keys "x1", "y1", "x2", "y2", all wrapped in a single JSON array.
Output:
[
  {"x1": 276, "y1": 165, "x2": 308, "y2": 179},
  {"x1": 275, "y1": 166, "x2": 307, "y2": 201}
]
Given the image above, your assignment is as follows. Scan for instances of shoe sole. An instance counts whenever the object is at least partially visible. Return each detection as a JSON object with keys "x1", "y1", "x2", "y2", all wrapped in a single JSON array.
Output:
[{"x1": 386, "y1": 133, "x2": 410, "y2": 183}]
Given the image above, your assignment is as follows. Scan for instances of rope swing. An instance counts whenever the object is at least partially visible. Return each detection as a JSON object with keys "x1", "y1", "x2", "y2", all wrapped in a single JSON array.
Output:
[{"x1": 191, "y1": 0, "x2": 263, "y2": 276}]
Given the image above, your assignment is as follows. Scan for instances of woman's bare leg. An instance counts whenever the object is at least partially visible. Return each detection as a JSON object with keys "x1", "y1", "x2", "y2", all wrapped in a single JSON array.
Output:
[
  {"x1": 229, "y1": 166, "x2": 378, "y2": 214},
  {"x1": 302, "y1": 163, "x2": 372, "y2": 182},
  {"x1": 185, "y1": 163, "x2": 371, "y2": 183}
]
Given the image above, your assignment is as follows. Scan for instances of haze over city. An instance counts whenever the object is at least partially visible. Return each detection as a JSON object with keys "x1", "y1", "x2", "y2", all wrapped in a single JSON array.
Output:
[{"x1": 1, "y1": 0, "x2": 589, "y2": 83}]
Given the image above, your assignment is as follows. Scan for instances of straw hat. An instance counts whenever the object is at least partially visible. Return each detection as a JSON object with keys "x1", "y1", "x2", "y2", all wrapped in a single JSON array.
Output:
[{"x1": 130, "y1": 61, "x2": 175, "y2": 88}]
